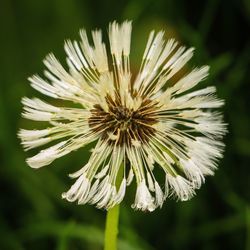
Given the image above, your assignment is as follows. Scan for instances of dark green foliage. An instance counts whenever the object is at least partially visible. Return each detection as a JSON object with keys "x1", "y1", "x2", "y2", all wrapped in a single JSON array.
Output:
[{"x1": 0, "y1": 0, "x2": 249, "y2": 249}]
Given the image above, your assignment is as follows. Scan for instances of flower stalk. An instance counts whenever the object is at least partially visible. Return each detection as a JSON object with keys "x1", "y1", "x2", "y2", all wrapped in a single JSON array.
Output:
[
  {"x1": 104, "y1": 204, "x2": 120, "y2": 250},
  {"x1": 104, "y1": 161, "x2": 124, "y2": 250}
]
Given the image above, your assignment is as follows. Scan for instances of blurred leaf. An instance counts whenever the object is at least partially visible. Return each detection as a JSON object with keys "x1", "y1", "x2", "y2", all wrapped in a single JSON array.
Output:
[
  {"x1": 199, "y1": 0, "x2": 219, "y2": 40},
  {"x1": 120, "y1": 226, "x2": 154, "y2": 250},
  {"x1": 195, "y1": 213, "x2": 246, "y2": 239},
  {"x1": 246, "y1": 207, "x2": 250, "y2": 250},
  {"x1": 0, "y1": 216, "x2": 24, "y2": 250},
  {"x1": 19, "y1": 220, "x2": 103, "y2": 246},
  {"x1": 122, "y1": 0, "x2": 152, "y2": 20},
  {"x1": 209, "y1": 53, "x2": 233, "y2": 79}
]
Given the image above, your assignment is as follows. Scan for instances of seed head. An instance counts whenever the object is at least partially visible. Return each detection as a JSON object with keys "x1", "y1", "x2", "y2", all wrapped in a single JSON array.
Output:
[{"x1": 19, "y1": 21, "x2": 226, "y2": 211}]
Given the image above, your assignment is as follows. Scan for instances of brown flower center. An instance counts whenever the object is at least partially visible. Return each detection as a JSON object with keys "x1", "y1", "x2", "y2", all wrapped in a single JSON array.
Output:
[{"x1": 88, "y1": 95, "x2": 158, "y2": 146}]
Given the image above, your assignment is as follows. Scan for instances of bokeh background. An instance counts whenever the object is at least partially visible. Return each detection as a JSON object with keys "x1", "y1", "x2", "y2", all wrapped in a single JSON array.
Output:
[{"x1": 0, "y1": 0, "x2": 249, "y2": 249}]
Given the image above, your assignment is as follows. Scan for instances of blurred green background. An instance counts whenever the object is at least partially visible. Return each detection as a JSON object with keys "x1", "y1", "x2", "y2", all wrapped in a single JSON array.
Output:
[{"x1": 0, "y1": 0, "x2": 249, "y2": 249}]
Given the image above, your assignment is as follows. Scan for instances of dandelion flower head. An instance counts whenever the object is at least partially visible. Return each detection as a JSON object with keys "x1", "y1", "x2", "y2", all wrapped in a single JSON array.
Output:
[{"x1": 19, "y1": 21, "x2": 226, "y2": 211}]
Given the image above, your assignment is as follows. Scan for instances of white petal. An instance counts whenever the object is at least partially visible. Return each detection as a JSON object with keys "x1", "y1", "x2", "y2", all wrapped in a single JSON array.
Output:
[
  {"x1": 27, "y1": 141, "x2": 66, "y2": 168},
  {"x1": 62, "y1": 174, "x2": 91, "y2": 204},
  {"x1": 113, "y1": 178, "x2": 126, "y2": 204},
  {"x1": 95, "y1": 164, "x2": 110, "y2": 179},
  {"x1": 68, "y1": 163, "x2": 90, "y2": 178},
  {"x1": 180, "y1": 158, "x2": 205, "y2": 189},
  {"x1": 132, "y1": 179, "x2": 156, "y2": 212},
  {"x1": 22, "y1": 137, "x2": 51, "y2": 151},
  {"x1": 126, "y1": 168, "x2": 134, "y2": 186},
  {"x1": 167, "y1": 175, "x2": 195, "y2": 201},
  {"x1": 18, "y1": 129, "x2": 50, "y2": 140},
  {"x1": 154, "y1": 182, "x2": 164, "y2": 208},
  {"x1": 147, "y1": 171, "x2": 155, "y2": 192}
]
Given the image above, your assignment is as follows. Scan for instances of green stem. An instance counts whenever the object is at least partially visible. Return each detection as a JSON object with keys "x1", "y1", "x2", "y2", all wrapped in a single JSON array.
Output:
[
  {"x1": 104, "y1": 161, "x2": 124, "y2": 250},
  {"x1": 104, "y1": 204, "x2": 120, "y2": 250}
]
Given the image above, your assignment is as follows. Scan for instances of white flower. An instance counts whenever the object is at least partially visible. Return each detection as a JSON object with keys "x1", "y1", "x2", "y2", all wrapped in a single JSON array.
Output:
[{"x1": 19, "y1": 20, "x2": 226, "y2": 211}]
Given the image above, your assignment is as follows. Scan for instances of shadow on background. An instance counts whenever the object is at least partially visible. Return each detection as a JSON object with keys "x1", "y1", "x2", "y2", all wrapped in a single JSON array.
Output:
[{"x1": 0, "y1": 0, "x2": 249, "y2": 249}]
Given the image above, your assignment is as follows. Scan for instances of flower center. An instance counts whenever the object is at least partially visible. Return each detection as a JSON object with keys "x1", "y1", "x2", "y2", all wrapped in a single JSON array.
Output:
[
  {"x1": 88, "y1": 95, "x2": 158, "y2": 146},
  {"x1": 112, "y1": 106, "x2": 132, "y2": 130}
]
